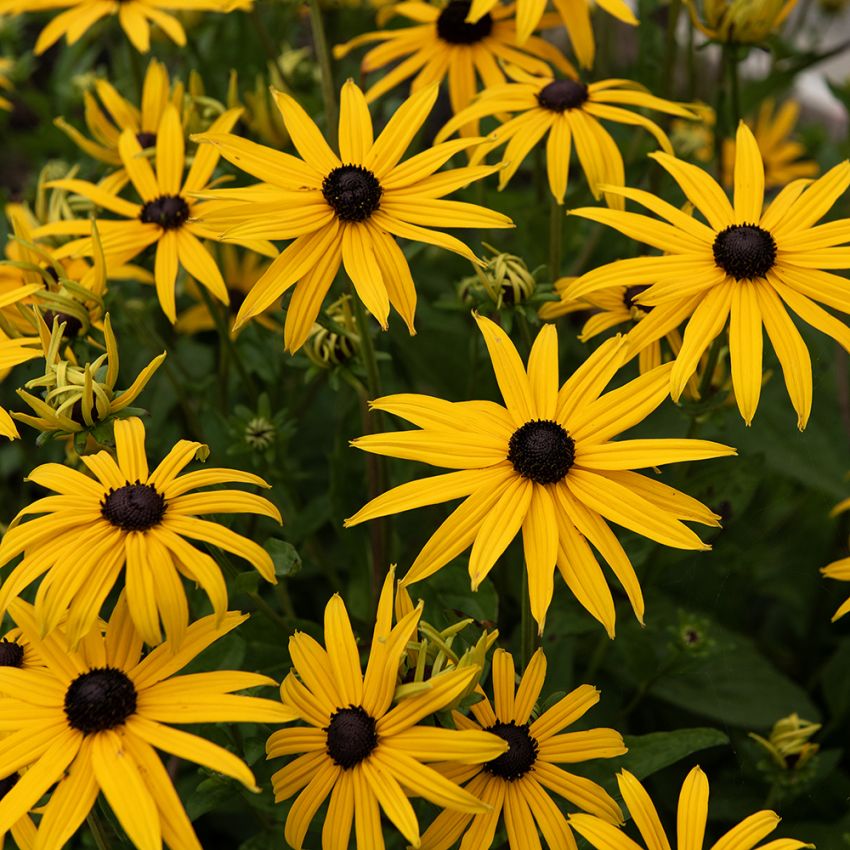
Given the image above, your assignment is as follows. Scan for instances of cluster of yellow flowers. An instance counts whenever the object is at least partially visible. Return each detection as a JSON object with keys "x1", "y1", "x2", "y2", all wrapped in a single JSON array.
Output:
[{"x1": 0, "y1": 0, "x2": 843, "y2": 846}]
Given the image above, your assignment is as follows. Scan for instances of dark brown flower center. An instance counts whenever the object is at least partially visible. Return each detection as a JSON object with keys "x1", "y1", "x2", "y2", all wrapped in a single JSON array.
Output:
[
  {"x1": 712, "y1": 223, "x2": 776, "y2": 280},
  {"x1": 0, "y1": 639, "x2": 24, "y2": 668},
  {"x1": 322, "y1": 165, "x2": 383, "y2": 222},
  {"x1": 437, "y1": 0, "x2": 493, "y2": 43},
  {"x1": 136, "y1": 131, "x2": 157, "y2": 148},
  {"x1": 483, "y1": 721, "x2": 538, "y2": 780},
  {"x1": 100, "y1": 481, "x2": 166, "y2": 532},
  {"x1": 325, "y1": 705, "x2": 378, "y2": 768},
  {"x1": 64, "y1": 667, "x2": 138, "y2": 734},
  {"x1": 508, "y1": 419, "x2": 575, "y2": 484},
  {"x1": 140, "y1": 195, "x2": 190, "y2": 230},
  {"x1": 537, "y1": 79, "x2": 589, "y2": 112},
  {"x1": 43, "y1": 310, "x2": 83, "y2": 338}
]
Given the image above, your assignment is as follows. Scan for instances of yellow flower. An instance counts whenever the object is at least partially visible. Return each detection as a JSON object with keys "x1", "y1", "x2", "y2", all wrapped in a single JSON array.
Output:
[
  {"x1": 463, "y1": 0, "x2": 637, "y2": 66},
  {"x1": 421, "y1": 649, "x2": 626, "y2": 849},
  {"x1": 686, "y1": 0, "x2": 796, "y2": 42},
  {"x1": 570, "y1": 766, "x2": 813, "y2": 850},
  {"x1": 0, "y1": 416, "x2": 281, "y2": 647},
  {"x1": 13, "y1": 312, "x2": 165, "y2": 435},
  {"x1": 0, "y1": 0, "x2": 251, "y2": 54},
  {"x1": 749, "y1": 713, "x2": 821, "y2": 770},
  {"x1": 266, "y1": 569, "x2": 508, "y2": 850},
  {"x1": 346, "y1": 315, "x2": 734, "y2": 636},
  {"x1": 562, "y1": 121, "x2": 850, "y2": 429},
  {"x1": 437, "y1": 66, "x2": 696, "y2": 206},
  {"x1": 722, "y1": 99, "x2": 819, "y2": 189},
  {"x1": 333, "y1": 2, "x2": 576, "y2": 136},
  {"x1": 0, "y1": 596, "x2": 295, "y2": 850},
  {"x1": 192, "y1": 81, "x2": 513, "y2": 352},
  {"x1": 33, "y1": 104, "x2": 266, "y2": 324}
]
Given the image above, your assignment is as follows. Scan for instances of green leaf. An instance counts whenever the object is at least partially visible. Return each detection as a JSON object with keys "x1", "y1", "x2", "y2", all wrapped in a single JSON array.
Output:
[
  {"x1": 265, "y1": 538, "x2": 302, "y2": 578},
  {"x1": 620, "y1": 728, "x2": 730, "y2": 780}
]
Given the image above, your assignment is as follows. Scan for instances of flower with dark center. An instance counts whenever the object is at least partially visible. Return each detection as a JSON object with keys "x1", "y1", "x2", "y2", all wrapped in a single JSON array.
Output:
[
  {"x1": 623, "y1": 285, "x2": 653, "y2": 313},
  {"x1": 483, "y1": 721, "x2": 539, "y2": 780},
  {"x1": 712, "y1": 223, "x2": 777, "y2": 280},
  {"x1": 536, "y1": 79, "x2": 589, "y2": 113},
  {"x1": 321, "y1": 165, "x2": 383, "y2": 222},
  {"x1": 0, "y1": 639, "x2": 24, "y2": 668},
  {"x1": 140, "y1": 194, "x2": 190, "y2": 230},
  {"x1": 136, "y1": 131, "x2": 157, "y2": 148},
  {"x1": 100, "y1": 480, "x2": 166, "y2": 532},
  {"x1": 508, "y1": 419, "x2": 575, "y2": 484},
  {"x1": 325, "y1": 705, "x2": 379, "y2": 769},
  {"x1": 436, "y1": 0, "x2": 493, "y2": 43},
  {"x1": 64, "y1": 666, "x2": 138, "y2": 734},
  {"x1": 43, "y1": 309, "x2": 83, "y2": 338}
]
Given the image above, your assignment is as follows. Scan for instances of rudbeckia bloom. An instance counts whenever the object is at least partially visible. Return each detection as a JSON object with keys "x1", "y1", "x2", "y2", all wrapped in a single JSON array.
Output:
[
  {"x1": 33, "y1": 104, "x2": 263, "y2": 324},
  {"x1": 333, "y1": 2, "x2": 576, "y2": 135},
  {"x1": 437, "y1": 67, "x2": 696, "y2": 206},
  {"x1": 463, "y1": 0, "x2": 637, "y2": 67},
  {"x1": 722, "y1": 99, "x2": 819, "y2": 189},
  {"x1": 0, "y1": 0, "x2": 250, "y2": 54},
  {"x1": 54, "y1": 58, "x2": 184, "y2": 191},
  {"x1": 193, "y1": 81, "x2": 513, "y2": 352},
  {"x1": 421, "y1": 648, "x2": 626, "y2": 849},
  {"x1": 0, "y1": 597, "x2": 296, "y2": 850},
  {"x1": 570, "y1": 766, "x2": 812, "y2": 850},
  {"x1": 562, "y1": 121, "x2": 850, "y2": 429},
  {"x1": 0, "y1": 416, "x2": 281, "y2": 647},
  {"x1": 346, "y1": 315, "x2": 734, "y2": 636},
  {"x1": 267, "y1": 569, "x2": 508, "y2": 850}
]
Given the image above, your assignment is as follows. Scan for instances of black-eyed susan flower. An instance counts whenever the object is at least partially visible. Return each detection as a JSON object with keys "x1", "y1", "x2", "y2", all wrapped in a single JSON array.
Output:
[
  {"x1": 193, "y1": 81, "x2": 513, "y2": 352},
  {"x1": 55, "y1": 58, "x2": 184, "y2": 188},
  {"x1": 13, "y1": 313, "x2": 165, "y2": 436},
  {"x1": 346, "y1": 315, "x2": 734, "y2": 636},
  {"x1": 570, "y1": 765, "x2": 813, "y2": 850},
  {"x1": 466, "y1": 0, "x2": 635, "y2": 66},
  {"x1": 421, "y1": 648, "x2": 625, "y2": 849},
  {"x1": 267, "y1": 568, "x2": 508, "y2": 850},
  {"x1": 33, "y1": 104, "x2": 266, "y2": 324},
  {"x1": 0, "y1": 416, "x2": 281, "y2": 647},
  {"x1": 685, "y1": 0, "x2": 796, "y2": 42},
  {"x1": 437, "y1": 66, "x2": 696, "y2": 206},
  {"x1": 722, "y1": 99, "x2": 819, "y2": 189},
  {"x1": 333, "y1": 2, "x2": 576, "y2": 135},
  {"x1": 562, "y1": 121, "x2": 850, "y2": 430},
  {"x1": 0, "y1": 0, "x2": 250, "y2": 54},
  {"x1": 0, "y1": 596, "x2": 296, "y2": 850}
]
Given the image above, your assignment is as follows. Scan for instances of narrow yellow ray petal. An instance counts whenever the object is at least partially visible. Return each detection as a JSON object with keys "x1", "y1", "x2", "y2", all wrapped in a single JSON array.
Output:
[{"x1": 678, "y1": 766, "x2": 709, "y2": 850}]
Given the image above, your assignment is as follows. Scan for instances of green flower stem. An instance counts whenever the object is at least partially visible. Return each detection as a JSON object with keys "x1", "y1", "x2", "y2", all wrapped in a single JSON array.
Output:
[
  {"x1": 725, "y1": 42, "x2": 741, "y2": 130},
  {"x1": 349, "y1": 289, "x2": 388, "y2": 605},
  {"x1": 309, "y1": 0, "x2": 339, "y2": 149},
  {"x1": 520, "y1": 570, "x2": 538, "y2": 669},
  {"x1": 87, "y1": 811, "x2": 113, "y2": 850},
  {"x1": 663, "y1": 0, "x2": 682, "y2": 97},
  {"x1": 549, "y1": 197, "x2": 563, "y2": 283}
]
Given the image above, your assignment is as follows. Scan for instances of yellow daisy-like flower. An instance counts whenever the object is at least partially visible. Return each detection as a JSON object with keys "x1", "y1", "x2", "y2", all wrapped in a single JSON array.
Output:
[
  {"x1": 54, "y1": 58, "x2": 184, "y2": 185},
  {"x1": 0, "y1": 58, "x2": 15, "y2": 111},
  {"x1": 722, "y1": 99, "x2": 819, "y2": 190},
  {"x1": 0, "y1": 596, "x2": 296, "y2": 850},
  {"x1": 570, "y1": 765, "x2": 812, "y2": 850},
  {"x1": 562, "y1": 121, "x2": 850, "y2": 430},
  {"x1": 463, "y1": 0, "x2": 637, "y2": 66},
  {"x1": 0, "y1": 416, "x2": 281, "y2": 647},
  {"x1": 421, "y1": 648, "x2": 625, "y2": 850},
  {"x1": 33, "y1": 103, "x2": 260, "y2": 324},
  {"x1": 346, "y1": 314, "x2": 734, "y2": 636},
  {"x1": 267, "y1": 569, "x2": 508, "y2": 850},
  {"x1": 333, "y1": 2, "x2": 576, "y2": 136},
  {"x1": 437, "y1": 67, "x2": 696, "y2": 206},
  {"x1": 193, "y1": 81, "x2": 513, "y2": 352},
  {"x1": 0, "y1": 0, "x2": 250, "y2": 55}
]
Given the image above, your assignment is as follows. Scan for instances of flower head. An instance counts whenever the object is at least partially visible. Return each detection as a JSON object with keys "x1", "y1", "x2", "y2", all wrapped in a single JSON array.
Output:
[
  {"x1": 0, "y1": 416, "x2": 281, "y2": 647},
  {"x1": 347, "y1": 315, "x2": 734, "y2": 636},
  {"x1": 563, "y1": 121, "x2": 850, "y2": 429},
  {"x1": 686, "y1": 0, "x2": 796, "y2": 42},
  {"x1": 421, "y1": 648, "x2": 626, "y2": 849},
  {"x1": 192, "y1": 80, "x2": 513, "y2": 352},
  {"x1": 438, "y1": 67, "x2": 696, "y2": 206},
  {"x1": 570, "y1": 766, "x2": 813, "y2": 850},
  {"x1": 0, "y1": 596, "x2": 294, "y2": 850},
  {"x1": 267, "y1": 569, "x2": 508, "y2": 849}
]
